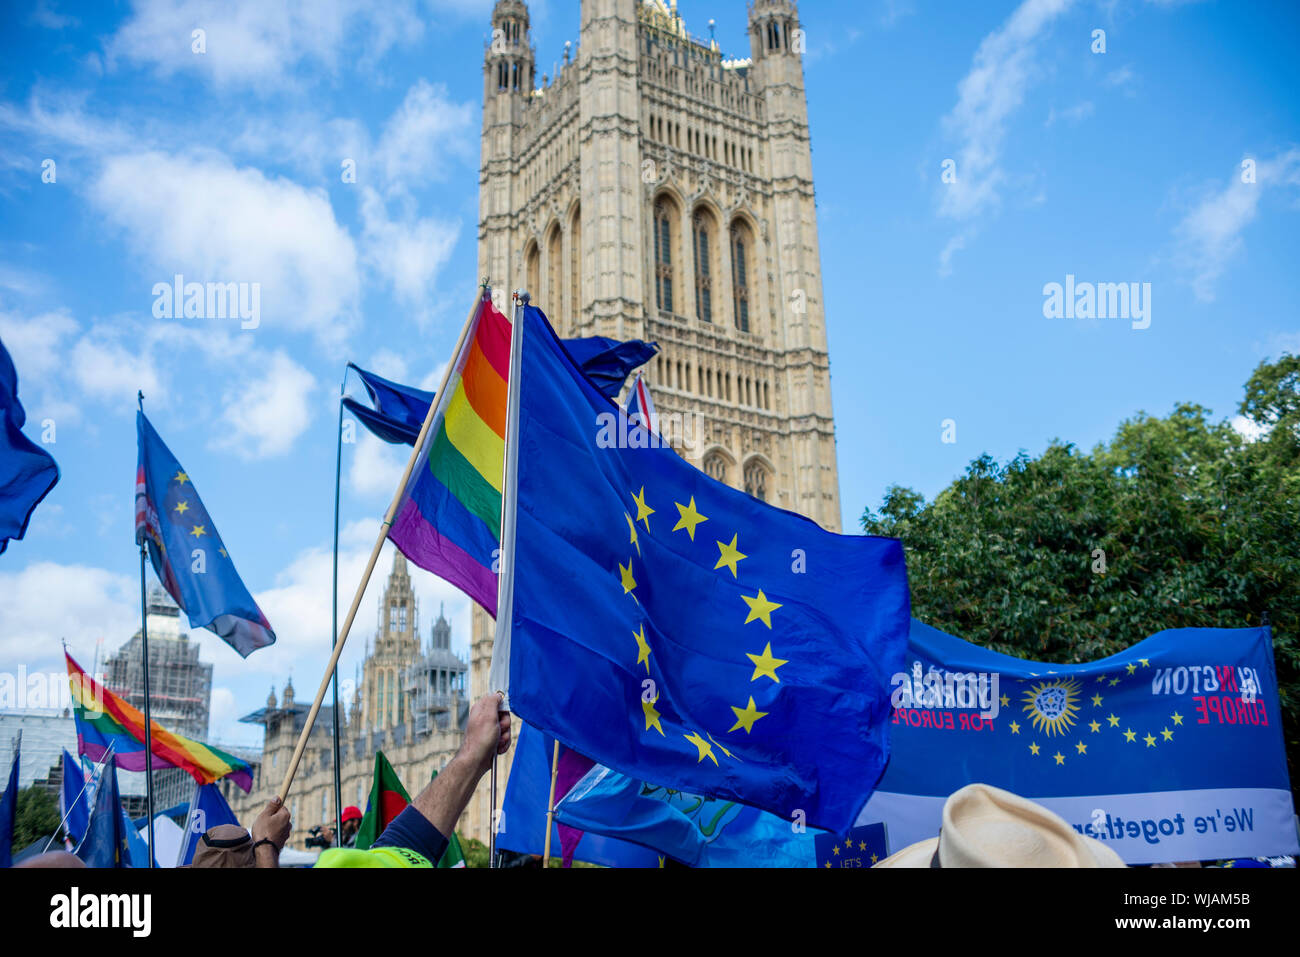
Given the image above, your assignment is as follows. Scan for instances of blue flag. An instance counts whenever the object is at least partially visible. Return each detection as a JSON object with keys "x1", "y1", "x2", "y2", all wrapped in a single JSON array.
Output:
[
  {"x1": 562, "y1": 336, "x2": 659, "y2": 400},
  {"x1": 75, "y1": 755, "x2": 136, "y2": 868},
  {"x1": 135, "y1": 411, "x2": 275, "y2": 657},
  {"x1": 813, "y1": 823, "x2": 889, "y2": 869},
  {"x1": 498, "y1": 722, "x2": 660, "y2": 868},
  {"x1": 555, "y1": 764, "x2": 824, "y2": 867},
  {"x1": 343, "y1": 363, "x2": 436, "y2": 446},
  {"x1": 0, "y1": 336, "x2": 58, "y2": 554},
  {"x1": 858, "y1": 620, "x2": 1299, "y2": 864},
  {"x1": 344, "y1": 338, "x2": 656, "y2": 447},
  {"x1": 176, "y1": 783, "x2": 241, "y2": 866},
  {"x1": 0, "y1": 743, "x2": 18, "y2": 868},
  {"x1": 494, "y1": 306, "x2": 910, "y2": 834},
  {"x1": 59, "y1": 750, "x2": 90, "y2": 846}
]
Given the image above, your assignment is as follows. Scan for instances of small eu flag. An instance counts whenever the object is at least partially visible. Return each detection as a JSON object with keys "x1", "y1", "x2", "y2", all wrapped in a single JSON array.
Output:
[
  {"x1": 814, "y1": 823, "x2": 889, "y2": 869},
  {"x1": 493, "y1": 306, "x2": 910, "y2": 834},
  {"x1": 135, "y1": 411, "x2": 274, "y2": 657}
]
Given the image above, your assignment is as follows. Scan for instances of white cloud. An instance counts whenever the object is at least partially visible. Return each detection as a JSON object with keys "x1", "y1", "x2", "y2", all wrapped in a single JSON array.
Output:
[
  {"x1": 0, "y1": 562, "x2": 138, "y2": 675},
  {"x1": 376, "y1": 80, "x2": 476, "y2": 191},
  {"x1": 936, "y1": 0, "x2": 1075, "y2": 269},
  {"x1": 108, "y1": 0, "x2": 425, "y2": 90},
  {"x1": 347, "y1": 431, "x2": 406, "y2": 499},
  {"x1": 0, "y1": 307, "x2": 78, "y2": 380},
  {"x1": 1045, "y1": 100, "x2": 1094, "y2": 126},
  {"x1": 213, "y1": 350, "x2": 316, "y2": 459},
  {"x1": 90, "y1": 151, "x2": 360, "y2": 347},
  {"x1": 70, "y1": 327, "x2": 164, "y2": 404},
  {"x1": 1173, "y1": 149, "x2": 1300, "y2": 301},
  {"x1": 360, "y1": 187, "x2": 460, "y2": 319}
]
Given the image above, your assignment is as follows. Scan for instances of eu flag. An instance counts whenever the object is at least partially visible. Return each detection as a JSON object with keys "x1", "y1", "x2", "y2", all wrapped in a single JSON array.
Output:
[
  {"x1": 495, "y1": 306, "x2": 910, "y2": 834},
  {"x1": 136, "y1": 411, "x2": 274, "y2": 657}
]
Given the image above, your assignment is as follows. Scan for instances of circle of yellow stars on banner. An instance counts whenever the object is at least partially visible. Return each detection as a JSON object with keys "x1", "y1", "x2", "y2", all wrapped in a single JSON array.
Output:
[
  {"x1": 1007, "y1": 659, "x2": 1184, "y2": 765},
  {"x1": 616, "y1": 484, "x2": 794, "y2": 768}
]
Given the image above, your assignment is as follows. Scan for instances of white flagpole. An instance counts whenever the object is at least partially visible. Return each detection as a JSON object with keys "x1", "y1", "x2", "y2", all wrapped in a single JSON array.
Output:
[{"x1": 486, "y1": 289, "x2": 527, "y2": 867}]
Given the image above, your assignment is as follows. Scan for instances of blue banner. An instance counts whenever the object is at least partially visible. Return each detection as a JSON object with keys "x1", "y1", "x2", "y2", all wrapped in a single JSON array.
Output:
[
  {"x1": 176, "y1": 783, "x2": 241, "y2": 866},
  {"x1": 857, "y1": 621, "x2": 1298, "y2": 864}
]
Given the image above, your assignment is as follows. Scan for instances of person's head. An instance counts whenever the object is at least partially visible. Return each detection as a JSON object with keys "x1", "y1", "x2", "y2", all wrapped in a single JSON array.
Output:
[
  {"x1": 341, "y1": 806, "x2": 363, "y2": 843},
  {"x1": 190, "y1": 824, "x2": 255, "y2": 868}
]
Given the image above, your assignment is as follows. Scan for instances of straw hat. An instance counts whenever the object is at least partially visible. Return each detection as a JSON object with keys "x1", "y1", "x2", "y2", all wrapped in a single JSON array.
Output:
[{"x1": 873, "y1": 783, "x2": 1126, "y2": 868}]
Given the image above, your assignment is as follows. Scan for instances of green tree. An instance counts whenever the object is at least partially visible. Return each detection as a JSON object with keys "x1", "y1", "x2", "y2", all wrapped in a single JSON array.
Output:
[
  {"x1": 13, "y1": 785, "x2": 61, "y2": 852},
  {"x1": 863, "y1": 356, "x2": 1300, "y2": 796}
]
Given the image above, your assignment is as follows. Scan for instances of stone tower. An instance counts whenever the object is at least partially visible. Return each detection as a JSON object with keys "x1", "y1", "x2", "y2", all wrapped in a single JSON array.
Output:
[
  {"x1": 468, "y1": 0, "x2": 840, "y2": 845},
  {"x1": 362, "y1": 551, "x2": 421, "y2": 732}
]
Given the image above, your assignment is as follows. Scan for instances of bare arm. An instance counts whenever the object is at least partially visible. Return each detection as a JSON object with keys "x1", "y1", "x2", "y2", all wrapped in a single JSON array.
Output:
[{"x1": 408, "y1": 692, "x2": 511, "y2": 838}]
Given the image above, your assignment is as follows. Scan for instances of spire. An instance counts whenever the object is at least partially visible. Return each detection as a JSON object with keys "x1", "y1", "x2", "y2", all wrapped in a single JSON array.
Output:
[{"x1": 487, "y1": 0, "x2": 534, "y2": 96}]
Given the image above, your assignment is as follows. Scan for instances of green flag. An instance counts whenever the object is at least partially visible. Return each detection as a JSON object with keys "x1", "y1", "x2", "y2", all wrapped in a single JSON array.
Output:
[
  {"x1": 355, "y1": 751, "x2": 466, "y2": 867},
  {"x1": 354, "y1": 751, "x2": 410, "y2": 851}
]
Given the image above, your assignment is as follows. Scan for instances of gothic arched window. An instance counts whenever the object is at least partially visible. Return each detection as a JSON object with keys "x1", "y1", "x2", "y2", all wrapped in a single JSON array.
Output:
[
  {"x1": 547, "y1": 225, "x2": 563, "y2": 327},
  {"x1": 693, "y1": 214, "x2": 713, "y2": 323},
  {"x1": 704, "y1": 452, "x2": 730, "y2": 485},
  {"x1": 570, "y1": 206, "x2": 581, "y2": 324},
  {"x1": 525, "y1": 241, "x2": 540, "y2": 302},
  {"x1": 653, "y1": 201, "x2": 674, "y2": 313},
  {"x1": 731, "y1": 222, "x2": 751, "y2": 333},
  {"x1": 744, "y1": 460, "x2": 770, "y2": 503}
]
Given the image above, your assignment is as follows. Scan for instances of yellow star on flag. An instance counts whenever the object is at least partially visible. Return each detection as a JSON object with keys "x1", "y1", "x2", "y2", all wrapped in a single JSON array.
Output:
[
  {"x1": 999, "y1": 694, "x2": 1010, "y2": 708},
  {"x1": 858, "y1": 841, "x2": 867, "y2": 851},
  {"x1": 871, "y1": 853, "x2": 878, "y2": 864},
  {"x1": 706, "y1": 733, "x2": 737, "y2": 761},
  {"x1": 1160, "y1": 727, "x2": 1173, "y2": 741},
  {"x1": 844, "y1": 837, "x2": 853, "y2": 849},
  {"x1": 625, "y1": 513, "x2": 640, "y2": 556},
  {"x1": 641, "y1": 695, "x2": 665, "y2": 736},
  {"x1": 728, "y1": 696, "x2": 768, "y2": 734},
  {"x1": 1107, "y1": 713, "x2": 1120, "y2": 728},
  {"x1": 1008, "y1": 720, "x2": 1020, "y2": 734},
  {"x1": 632, "y1": 487, "x2": 655, "y2": 531},
  {"x1": 1054, "y1": 752, "x2": 1065, "y2": 765},
  {"x1": 1126, "y1": 662, "x2": 1137, "y2": 675},
  {"x1": 1170, "y1": 711, "x2": 1183, "y2": 726},
  {"x1": 741, "y1": 589, "x2": 782, "y2": 627},
  {"x1": 218, "y1": 547, "x2": 227, "y2": 558},
  {"x1": 1095, "y1": 675, "x2": 1107, "y2": 684},
  {"x1": 173, "y1": 470, "x2": 189, "y2": 485},
  {"x1": 173, "y1": 500, "x2": 190, "y2": 515},
  {"x1": 714, "y1": 534, "x2": 747, "y2": 577},
  {"x1": 1091, "y1": 693, "x2": 1103, "y2": 707},
  {"x1": 746, "y1": 642, "x2": 787, "y2": 683},
  {"x1": 683, "y1": 731, "x2": 717, "y2": 765},
  {"x1": 619, "y1": 560, "x2": 637, "y2": 595},
  {"x1": 1089, "y1": 720, "x2": 1101, "y2": 733},
  {"x1": 832, "y1": 846, "x2": 840, "y2": 856},
  {"x1": 1109, "y1": 677, "x2": 1120, "y2": 687},
  {"x1": 1075, "y1": 741, "x2": 1087, "y2": 754},
  {"x1": 824, "y1": 861, "x2": 831, "y2": 868},
  {"x1": 1124, "y1": 728, "x2": 1136, "y2": 742},
  {"x1": 190, "y1": 525, "x2": 207, "y2": 538},
  {"x1": 672, "y1": 497, "x2": 708, "y2": 540},
  {"x1": 632, "y1": 625, "x2": 652, "y2": 673},
  {"x1": 1029, "y1": 742, "x2": 1041, "y2": 755},
  {"x1": 1144, "y1": 733, "x2": 1157, "y2": 747},
  {"x1": 1139, "y1": 658, "x2": 1150, "y2": 668}
]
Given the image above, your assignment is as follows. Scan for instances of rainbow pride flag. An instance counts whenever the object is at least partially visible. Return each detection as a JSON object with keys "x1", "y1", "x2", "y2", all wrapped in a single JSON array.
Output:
[
  {"x1": 389, "y1": 290, "x2": 509, "y2": 615},
  {"x1": 66, "y1": 651, "x2": 253, "y2": 792}
]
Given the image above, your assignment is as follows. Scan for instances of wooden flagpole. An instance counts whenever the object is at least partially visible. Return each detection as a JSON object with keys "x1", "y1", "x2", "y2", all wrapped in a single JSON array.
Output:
[
  {"x1": 541, "y1": 739, "x2": 560, "y2": 868},
  {"x1": 275, "y1": 287, "x2": 487, "y2": 803}
]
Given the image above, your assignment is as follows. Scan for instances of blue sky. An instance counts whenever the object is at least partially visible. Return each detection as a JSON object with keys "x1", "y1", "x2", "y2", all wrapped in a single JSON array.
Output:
[{"x1": 0, "y1": 0, "x2": 1296, "y2": 750}]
